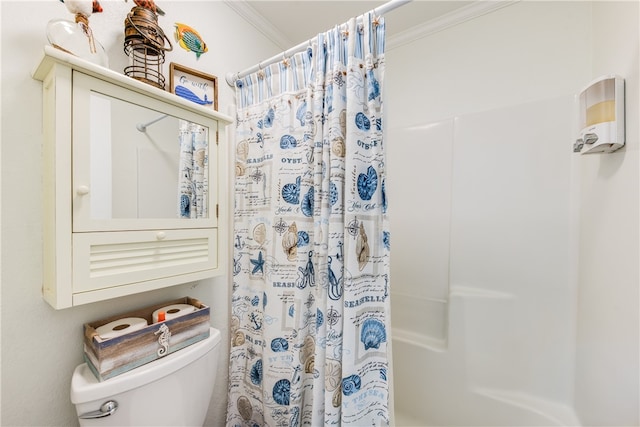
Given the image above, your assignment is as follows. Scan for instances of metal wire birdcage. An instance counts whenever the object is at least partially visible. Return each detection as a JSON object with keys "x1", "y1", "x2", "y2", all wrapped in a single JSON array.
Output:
[{"x1": 123, "y1": 6, "x2": 172, "y2": 90}]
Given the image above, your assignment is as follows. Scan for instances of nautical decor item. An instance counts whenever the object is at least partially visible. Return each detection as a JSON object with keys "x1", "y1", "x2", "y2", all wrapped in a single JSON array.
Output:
[
  {"x1": 46, "y1": 0, "x2": 108, "y2": 66},
  {"x1": 227, "y1": 11, "x2": 391, "y2": 426},
  {"x1": 169, "y1": 63, "x2": 218, "y2": 110},
  {"x1": 82, "y1": 297, "x2": 210, "y2": 381},
  {"x1": 131, "y1": 0, "x2": 165, "y2": 16},
  {"x1": 174, "y1": 23, "x2": 208, "y2": 59},
  {"x1": 123, "y1": 0, "x2": 172, "y2": 89}
]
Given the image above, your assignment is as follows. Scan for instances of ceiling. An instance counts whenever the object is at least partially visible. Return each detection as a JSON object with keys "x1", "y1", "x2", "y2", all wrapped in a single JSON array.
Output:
[{"x1": 235, "y1": 1, "x2": 476, "y2": 49}]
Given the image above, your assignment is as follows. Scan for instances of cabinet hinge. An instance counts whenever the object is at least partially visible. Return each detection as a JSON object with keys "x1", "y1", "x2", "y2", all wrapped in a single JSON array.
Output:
[
  {"x1": 216, "y1": 204, "x2": 219, "y2": 218},
  {"x1": 216, "y1": 130, "x2": 219, "y2": 145}
]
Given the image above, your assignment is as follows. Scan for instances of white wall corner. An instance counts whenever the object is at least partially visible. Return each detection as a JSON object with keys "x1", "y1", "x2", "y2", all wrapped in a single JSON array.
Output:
[{"x1": 222, "y1": 1, "x2": 294, "y2": 51}]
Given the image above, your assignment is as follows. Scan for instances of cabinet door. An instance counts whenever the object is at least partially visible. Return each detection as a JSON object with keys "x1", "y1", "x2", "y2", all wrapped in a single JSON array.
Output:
[
  {"x1": 72, "y1": 71, "x2": 218, "y2": 232},
  {"x1": 72, "y1": 228, "x2": 218, "y2": 295}
]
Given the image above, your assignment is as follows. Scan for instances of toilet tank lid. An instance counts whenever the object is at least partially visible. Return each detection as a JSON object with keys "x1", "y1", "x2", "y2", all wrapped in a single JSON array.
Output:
[{"x1": 70, "y1": 327, "x2": 221, "y2": 404}]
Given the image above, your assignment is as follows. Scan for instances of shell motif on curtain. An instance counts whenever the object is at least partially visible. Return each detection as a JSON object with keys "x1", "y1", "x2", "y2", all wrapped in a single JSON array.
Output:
[{"x1": 227, "y1": 12, "x2": 391, "y2": 427}]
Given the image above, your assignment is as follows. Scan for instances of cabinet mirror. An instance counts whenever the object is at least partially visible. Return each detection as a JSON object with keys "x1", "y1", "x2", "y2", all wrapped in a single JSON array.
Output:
[{"x1": 73, "y1": 71, "x2": 218, "y2": 232}]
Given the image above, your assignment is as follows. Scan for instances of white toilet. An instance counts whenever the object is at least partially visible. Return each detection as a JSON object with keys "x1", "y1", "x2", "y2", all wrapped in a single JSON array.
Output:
[{"x1": 71, "y1": 327, "x2": 221, "y2": 426}]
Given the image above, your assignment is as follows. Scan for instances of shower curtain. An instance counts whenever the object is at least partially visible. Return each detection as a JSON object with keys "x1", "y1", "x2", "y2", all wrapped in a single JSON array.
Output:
[
  {"x1": 178, "y1": 120, "x2": 208, "y2": 218},
  {"x1": 227, "y1": 12, "x2": 391, "y2": 426}
]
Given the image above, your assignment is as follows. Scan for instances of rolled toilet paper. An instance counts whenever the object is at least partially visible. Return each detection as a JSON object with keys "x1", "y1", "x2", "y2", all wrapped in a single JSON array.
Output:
[
  {"x1": 95, "y1": 317, "x2": 148, "y2": 340},
  {"x1": 152, "y1": 303, "x2": 196, "y2": 323}
]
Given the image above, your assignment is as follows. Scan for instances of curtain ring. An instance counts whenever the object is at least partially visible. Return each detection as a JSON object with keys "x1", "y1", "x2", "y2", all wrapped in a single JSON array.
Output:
[{"x1": 256, "y1": 61, "x2": 266, "y2": 79}]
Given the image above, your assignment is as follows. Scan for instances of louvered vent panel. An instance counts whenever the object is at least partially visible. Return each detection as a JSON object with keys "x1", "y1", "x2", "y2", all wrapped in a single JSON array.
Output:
[
  {"x1": 88, "y1": 238, "x2": 210, "y2": 278},
  {"x1": 73, "y1": 229, "x2": 217, "y2": 293}
]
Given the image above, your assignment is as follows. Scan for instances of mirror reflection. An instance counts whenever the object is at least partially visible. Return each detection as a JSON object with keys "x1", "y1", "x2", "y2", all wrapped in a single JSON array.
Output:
[{"x1": 89, "y1": 91, "x2": 210, "y2": 220}]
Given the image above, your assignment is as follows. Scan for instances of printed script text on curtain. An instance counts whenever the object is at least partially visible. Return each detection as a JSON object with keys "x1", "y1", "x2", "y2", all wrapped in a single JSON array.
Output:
[{"x1": 227, "y1": 13, "x2": 390, "y2": 426}]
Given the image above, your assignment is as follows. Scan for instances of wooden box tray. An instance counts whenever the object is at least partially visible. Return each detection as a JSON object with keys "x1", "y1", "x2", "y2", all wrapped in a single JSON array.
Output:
[{"x1": 83, "y1": 297, "x2": 210, "y2": 381}]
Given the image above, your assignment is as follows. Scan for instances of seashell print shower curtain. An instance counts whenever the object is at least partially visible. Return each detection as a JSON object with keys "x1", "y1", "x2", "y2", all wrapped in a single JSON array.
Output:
[
  {"x1": 227, "y1": 12, "x2": 391, "y2": 426},
  {"x1": 178, "y1": 120, "x2": 208, "y2": 218}
]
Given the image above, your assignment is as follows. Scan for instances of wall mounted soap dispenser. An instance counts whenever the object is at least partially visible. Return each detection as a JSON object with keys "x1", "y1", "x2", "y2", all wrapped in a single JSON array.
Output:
[{"x1": 574, "y1": 75, "x2": 625, "y2": 154}]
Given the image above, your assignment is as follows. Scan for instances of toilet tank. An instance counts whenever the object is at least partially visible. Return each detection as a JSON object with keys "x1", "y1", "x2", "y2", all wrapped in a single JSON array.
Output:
[{"x1": 71, "y1": 327, "x2": 221, "y2": 426}]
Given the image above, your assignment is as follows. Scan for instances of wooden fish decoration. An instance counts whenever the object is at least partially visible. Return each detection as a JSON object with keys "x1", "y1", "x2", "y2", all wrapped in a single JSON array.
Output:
[{"x1": 174, "y1": 23, "x2": 208, "y2": 58}]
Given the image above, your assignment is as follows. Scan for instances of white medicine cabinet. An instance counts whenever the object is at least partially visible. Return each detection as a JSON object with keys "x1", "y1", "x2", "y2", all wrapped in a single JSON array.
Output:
[{"x1": 33, "y1": 46, "x2": 232, "y2": 309}]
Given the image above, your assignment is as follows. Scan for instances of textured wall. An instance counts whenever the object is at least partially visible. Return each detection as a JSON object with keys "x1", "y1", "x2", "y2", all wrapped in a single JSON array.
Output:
[{"x1": 0, "y1": 2, "x2": 278, "y2": 425}]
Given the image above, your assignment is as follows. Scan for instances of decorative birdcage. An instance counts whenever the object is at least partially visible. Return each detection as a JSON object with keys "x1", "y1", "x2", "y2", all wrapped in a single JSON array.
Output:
[{"x1": 123, "y1": 6, "x2": 172, "y2": 90}]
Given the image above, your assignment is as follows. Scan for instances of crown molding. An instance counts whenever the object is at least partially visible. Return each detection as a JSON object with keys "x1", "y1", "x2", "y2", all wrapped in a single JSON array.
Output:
[
  {"x1": 225, "y1": 0, "x2": 518, "y2": 54},
  {"x1": 387, "y1": 0, "x2": 519, "y2": 50},
  {"x1": 223, "y1": 0, "x2": 294, "y2": 50}
]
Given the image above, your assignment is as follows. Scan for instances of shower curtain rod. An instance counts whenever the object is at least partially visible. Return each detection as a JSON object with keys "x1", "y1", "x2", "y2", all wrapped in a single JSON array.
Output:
[
  {"x1": 136, "y1": 114, "x2": 168, "y2": 132},
  {"x1": 225, "y1": 0, "x2": 413, "y2": 86}
]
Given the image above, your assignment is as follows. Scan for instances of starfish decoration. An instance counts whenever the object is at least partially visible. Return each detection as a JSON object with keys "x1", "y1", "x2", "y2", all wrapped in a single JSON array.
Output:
[{"x1": 250, "y1": 251, "x2": 265, "y2": 275}]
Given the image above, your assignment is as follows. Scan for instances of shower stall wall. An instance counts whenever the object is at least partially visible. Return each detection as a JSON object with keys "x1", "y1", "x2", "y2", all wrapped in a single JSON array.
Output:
[
  {"x1": 386, "y1": 1, "x2": 639, "y2": 426},
  {"x1": 389, "y1": 97, "x2": 580, "y2": 425}
]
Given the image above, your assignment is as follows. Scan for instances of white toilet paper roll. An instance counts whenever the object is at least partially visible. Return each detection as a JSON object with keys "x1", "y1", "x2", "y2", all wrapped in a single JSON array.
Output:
[
  {"x1": 152, "y1": 303, "x2": 196, "y2": 323},
  {"x1": 95, "y1": 317, "x2": 148, "y2": 340}
]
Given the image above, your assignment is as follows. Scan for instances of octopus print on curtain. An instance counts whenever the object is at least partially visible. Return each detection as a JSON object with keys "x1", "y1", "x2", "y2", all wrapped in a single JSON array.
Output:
[{"x1": 227, "y1": 13, "x2": 391, "y2": 427}]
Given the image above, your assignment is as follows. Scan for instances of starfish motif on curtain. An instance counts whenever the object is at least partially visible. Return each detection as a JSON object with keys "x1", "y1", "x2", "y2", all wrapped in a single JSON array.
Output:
[{"x1": 250, "y1": 251, "x2": 265, "y2": 274}]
